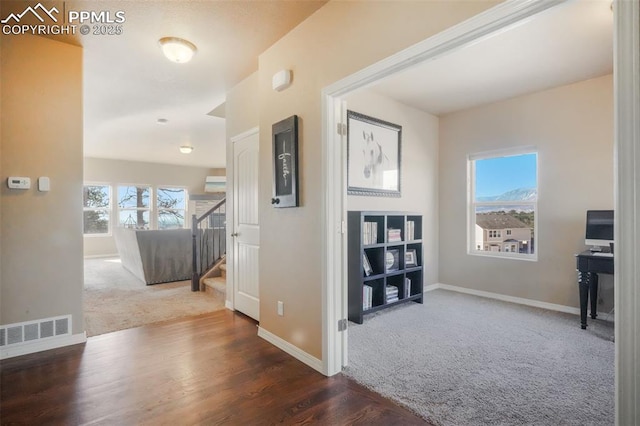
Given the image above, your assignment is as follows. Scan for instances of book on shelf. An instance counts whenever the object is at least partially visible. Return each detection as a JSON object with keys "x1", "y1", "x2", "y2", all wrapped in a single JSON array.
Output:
[
  {"x1": 362, "y1": 253, "x2": 373, "y2": 276},
  {"x1": 386, "y1": 285, "x2": 399, "y2": 303},
  {"x1": 406, "y1": 220, "x2": 416, "y2": 241},
  {"x1": 363, "y1": 221, "x2": 378, "y2": 245},
  {"x1": 404, "y1": 277, "x2": 411, "y2": 298},
  {"x1": 363, "y1": 285, "x2": 373, "y2": 310},
  {"x1": 387, "y1": 228, "x2": 402, "y2": 242}
]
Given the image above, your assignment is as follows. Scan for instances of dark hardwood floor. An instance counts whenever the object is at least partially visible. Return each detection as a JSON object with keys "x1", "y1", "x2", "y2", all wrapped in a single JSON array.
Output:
[{"x1": 1, "y1": 310, "x2": 429, "y2": 425}]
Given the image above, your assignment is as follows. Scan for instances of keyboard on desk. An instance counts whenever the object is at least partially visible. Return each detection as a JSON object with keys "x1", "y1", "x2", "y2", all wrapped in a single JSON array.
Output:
[{"x1": 592, "y1": 252, "x2": 613, "y2": 257}]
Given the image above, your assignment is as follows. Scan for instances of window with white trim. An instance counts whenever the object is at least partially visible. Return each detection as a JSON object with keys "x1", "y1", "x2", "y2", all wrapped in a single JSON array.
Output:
[
  {"x1": 83, "y1": 185, "x2": 111, "y2": 235},
  {"x1": 469, "y1": 149, "x2": 537, "y2": 259},
  {"x1": 118, "y1": 185, "x2": 151, "y2": 229},
  {"x1": 157, "y1": 187, "x2": 187, "y2": 229}
]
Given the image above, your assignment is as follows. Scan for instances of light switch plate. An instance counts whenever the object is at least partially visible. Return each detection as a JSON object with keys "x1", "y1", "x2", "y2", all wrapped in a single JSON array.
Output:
[{"x1": 38, "y1": 177, "x2": 50, "y2": 192}]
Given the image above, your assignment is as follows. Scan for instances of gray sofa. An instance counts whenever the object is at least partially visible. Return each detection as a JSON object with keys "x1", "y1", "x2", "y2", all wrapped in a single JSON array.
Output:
[{"x1": 114, "y1": 227, "x2": 192, "y2": 285}]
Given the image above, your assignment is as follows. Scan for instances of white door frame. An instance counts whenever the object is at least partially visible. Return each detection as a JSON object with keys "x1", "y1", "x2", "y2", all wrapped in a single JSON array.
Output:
[
  {"x1": 321, "y1": 0, "x2": 640, "y2": 422},
  {"x1": 613, "y1": 1, "x2": 639, "y2": 423},
  {"x1": 226, "y1": 126, "x2": 259, "y2": 312},
  {"x1": 321, "y1": 0, "x2": 565, "y2": 378}
]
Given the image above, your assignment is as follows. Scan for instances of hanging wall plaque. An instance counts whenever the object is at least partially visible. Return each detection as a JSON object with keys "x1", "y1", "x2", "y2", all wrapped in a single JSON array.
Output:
[{"x1": 271, "y1": 115, "x2": 299, "y2": 208}]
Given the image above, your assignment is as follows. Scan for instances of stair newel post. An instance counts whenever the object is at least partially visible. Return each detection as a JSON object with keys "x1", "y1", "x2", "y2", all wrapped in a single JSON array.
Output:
[{"x1": 191, "y1": 214, "x2": 199, "y2": 292}]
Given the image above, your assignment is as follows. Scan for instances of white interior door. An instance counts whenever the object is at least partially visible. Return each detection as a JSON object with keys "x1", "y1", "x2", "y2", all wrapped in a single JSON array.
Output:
[{"x1": 232, "y1": 130, "x2": 260, "y2": 321}]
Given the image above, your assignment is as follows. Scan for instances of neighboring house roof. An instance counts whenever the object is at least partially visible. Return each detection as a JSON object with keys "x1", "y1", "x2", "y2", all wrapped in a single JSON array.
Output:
[{"x1": 476, "y1": 213, "x2": 529, "y2": 230}]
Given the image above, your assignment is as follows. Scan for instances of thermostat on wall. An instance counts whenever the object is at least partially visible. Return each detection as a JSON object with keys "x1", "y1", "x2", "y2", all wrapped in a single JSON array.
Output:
[{"x1": 7, "y1": 177, "x2": 31, "y2": 190}]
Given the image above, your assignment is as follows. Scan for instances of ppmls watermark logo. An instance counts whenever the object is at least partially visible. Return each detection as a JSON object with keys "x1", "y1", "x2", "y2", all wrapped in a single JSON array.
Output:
[{"x1": 1, "y1": 2, "x2": 126, "y2": 36}]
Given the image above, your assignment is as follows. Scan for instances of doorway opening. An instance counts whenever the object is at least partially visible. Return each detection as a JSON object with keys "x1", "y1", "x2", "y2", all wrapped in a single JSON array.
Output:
[{"x1": 321, "y1": 0, "x2": 636, "y2": 423}]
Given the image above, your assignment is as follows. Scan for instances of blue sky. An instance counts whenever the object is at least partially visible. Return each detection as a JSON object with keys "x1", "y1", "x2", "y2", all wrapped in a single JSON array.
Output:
[{"x1": 475, "y1": 153, "x2": 537, "y2": 198}]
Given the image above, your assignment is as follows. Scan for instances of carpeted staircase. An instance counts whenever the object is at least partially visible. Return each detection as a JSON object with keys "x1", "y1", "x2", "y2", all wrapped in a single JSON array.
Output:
[{"x1": 202, "y1": 258, "x2": 226, "y2": 296}]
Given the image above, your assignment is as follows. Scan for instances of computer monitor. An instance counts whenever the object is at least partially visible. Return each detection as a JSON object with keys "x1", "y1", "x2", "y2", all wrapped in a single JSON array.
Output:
[{"x1": 585, "y1": 210, "x2": 614, "y2": 249}]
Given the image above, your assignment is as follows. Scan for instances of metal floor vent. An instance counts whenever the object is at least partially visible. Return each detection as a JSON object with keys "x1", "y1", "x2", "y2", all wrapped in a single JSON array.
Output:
[{"x1": 0, "y1": 315, "x2": 71, "y2": 347}]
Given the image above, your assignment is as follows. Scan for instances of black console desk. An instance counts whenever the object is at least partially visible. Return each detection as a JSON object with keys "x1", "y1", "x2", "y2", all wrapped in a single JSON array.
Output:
[{"x1": 575, "y1": 250, "x2": 614, "y2": 329}]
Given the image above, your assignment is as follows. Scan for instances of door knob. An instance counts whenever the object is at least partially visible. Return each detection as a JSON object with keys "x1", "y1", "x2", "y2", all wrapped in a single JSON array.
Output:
[{"x1": 231, "y1": 232, "x2": 239, "y2": 237}]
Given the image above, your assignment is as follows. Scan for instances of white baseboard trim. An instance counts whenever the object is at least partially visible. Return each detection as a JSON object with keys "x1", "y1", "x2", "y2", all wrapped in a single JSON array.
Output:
[
  {"x1": 257, "y1": 326, "x2": 323, "y2": 374},
  {"x1": 83, "y1": 254, "x2": 118, "y2": 259},
  {"x1": 423, "y1": 283, "x2": 441, "y2": 292},
  {"x1": 1, "y1": 332, "x2": 87, "y2": 360},
  {"x1": 224, "y1": 300, "x2": 234, "y2": 311},
  {"x1": 426, "y1": 283, "x2": 614, "y2": 322}
]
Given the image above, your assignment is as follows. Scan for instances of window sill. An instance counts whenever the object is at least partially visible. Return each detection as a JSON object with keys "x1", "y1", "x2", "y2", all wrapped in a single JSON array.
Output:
[
  {"x1": 83, "y1": 233, "x2": 112, "y2": 238},
  {"x1": 468, "y1": 250, "x2": 538, "y2": 262}
]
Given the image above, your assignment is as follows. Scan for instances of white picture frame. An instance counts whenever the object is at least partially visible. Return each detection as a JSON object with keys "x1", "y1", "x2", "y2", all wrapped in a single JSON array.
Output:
[
  {"x1": 204, "y1": 176, "x2": 226, "y2": 193},
  {"x1": 347, "y1": 110, "x2": 402, "y2": 197},
  {"x1": 405, "y1": 249, "x2": 417, "y2": 267}
]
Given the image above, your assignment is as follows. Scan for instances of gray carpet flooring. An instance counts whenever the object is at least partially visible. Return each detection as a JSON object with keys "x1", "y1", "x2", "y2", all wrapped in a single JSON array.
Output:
[
  {"x1": 344, "y1": 289, "x2": 614, "y2": 426},
  {"x1": 84, "y1": 257, "x2": 225, "y2": 337}
]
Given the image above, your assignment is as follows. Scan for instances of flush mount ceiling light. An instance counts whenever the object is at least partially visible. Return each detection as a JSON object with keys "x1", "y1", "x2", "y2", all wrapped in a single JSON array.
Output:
[
  {"x1": 158, "y1": 37, "x2": 197, "y2": 64},
  {"x1": 179, "y1": 145, "x2": 194, "y2": 154}
]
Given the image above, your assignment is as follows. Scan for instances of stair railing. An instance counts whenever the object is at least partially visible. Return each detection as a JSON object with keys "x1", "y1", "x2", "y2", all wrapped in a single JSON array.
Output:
[{"x1": 191, "y1": 198, "x2": 226, "y2": 291}]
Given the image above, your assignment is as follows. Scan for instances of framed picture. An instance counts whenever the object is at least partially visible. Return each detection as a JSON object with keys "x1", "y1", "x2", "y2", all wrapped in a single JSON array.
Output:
[
  {"x1": 347, "y1": 110, "x2": 402, "y2": 197},
  {"x1": 385, "y1": 249, "x2": 400, "y2": 272},
  {"x1": 362, "y1": 253, "x2": 373, "y2": 277},
  {"x1": 272, "y1": 115, "x2": 299, "y2": 208},
  {"x1": 204, "y1": 176, "x2": 226, "y2": 193},
  {"x1": 406, "y1": 249, "x2": 417, "y2": 267}
]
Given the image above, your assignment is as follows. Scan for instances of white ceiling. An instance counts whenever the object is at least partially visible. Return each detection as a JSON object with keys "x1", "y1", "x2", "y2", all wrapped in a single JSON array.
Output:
[
  {"x1": 371, "y1": 0, "x2": 613, "y2": 116},
  {"x1": 75, "y1": 1, "x2": 326, "y2": 168}
]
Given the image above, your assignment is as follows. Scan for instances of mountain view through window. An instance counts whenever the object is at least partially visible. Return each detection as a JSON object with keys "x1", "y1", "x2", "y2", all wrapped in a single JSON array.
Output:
[{"x1": 470, "y1": 151, "x2": 537, "y2": 257}]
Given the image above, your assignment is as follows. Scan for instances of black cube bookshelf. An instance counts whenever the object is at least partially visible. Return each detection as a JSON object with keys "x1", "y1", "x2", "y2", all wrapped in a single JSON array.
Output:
[{"x1": 348, "y1": 211, "x2": 424, "y2": 324}]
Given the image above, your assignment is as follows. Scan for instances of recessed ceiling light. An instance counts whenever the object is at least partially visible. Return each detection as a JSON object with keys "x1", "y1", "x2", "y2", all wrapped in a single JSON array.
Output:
[
  {"x1": 157, "y1": 118, "x2": 168, "y2": 124},
  {"x1": 179, "y1": 145, "x2": 194, "y2": 154},
  {"x1": 158, "y1": 37, "x2": 197, "y2": 64}
]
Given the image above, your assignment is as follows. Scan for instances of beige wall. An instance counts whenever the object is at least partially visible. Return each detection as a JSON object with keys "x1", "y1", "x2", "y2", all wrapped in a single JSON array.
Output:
[
  {"x1": 439, "y1": 75, "x2": 614, "y2": 310},
  {"x1": 345, "y1": 89, "x2": 439, "y2": 286},
  {"x1": 254, "y1": 0, "x2": 498, "y2": 359},
  {"x1": 226, "y1": 72, "x2": 259, "y2": 139},
  {"x1": 0, "y1": 32, "x2": 3, "y2": 313},
  {"x1": 83, "y1": 157, "x2": 222, "y2": 257},
  {"x1": 1, "y1": 35, "x2": 84, "y2": 333}
]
